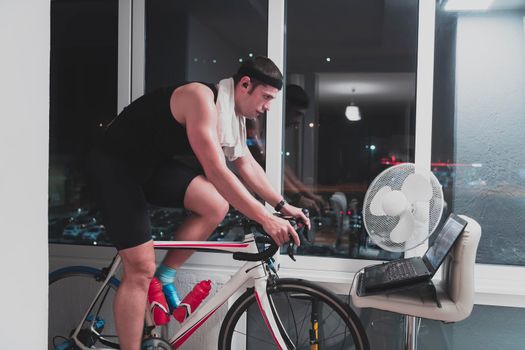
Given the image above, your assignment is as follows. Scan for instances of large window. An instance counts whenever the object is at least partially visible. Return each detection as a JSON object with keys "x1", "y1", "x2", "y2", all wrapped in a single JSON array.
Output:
[
  {"x1": 144, "y1": 0, "x2": 269, "y2": 242},
  {"x1": 145, "y1": 0, "x2": 268, "y2": 93},
  {"x1": 49, "y1": 0, "x2": 118, "y2": 246},
  {"x1": 284, "y1": 0, "x2": 419, "y2": 259},
  {"x1": 48, "y1": 0, "x2": 269, "y2": 246},
  {"x1": 432, "y1": 2, "x2": 525, "y2": 265}
]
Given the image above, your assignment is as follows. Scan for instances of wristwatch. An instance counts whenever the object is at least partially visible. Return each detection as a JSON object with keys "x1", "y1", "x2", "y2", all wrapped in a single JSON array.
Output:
[{"x1": 274, "y1": 199, "x2": 287, "y2": 212}]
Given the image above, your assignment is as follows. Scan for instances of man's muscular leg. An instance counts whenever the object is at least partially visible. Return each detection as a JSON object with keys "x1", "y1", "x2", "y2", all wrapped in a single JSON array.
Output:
[
  {"x1": 114, "y1": 241, "x2": 156, "y2": 350},
  {"x1": 162, "y1": 174, "x2": 229, "y2": 267}
]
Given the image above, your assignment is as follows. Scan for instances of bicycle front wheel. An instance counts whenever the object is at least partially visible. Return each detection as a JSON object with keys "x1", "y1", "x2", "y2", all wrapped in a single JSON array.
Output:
[
  {"x1": 219, "y1": 278, "x2": 369, "y2": 350},
  {"x1": 48, "y1": 266, "x2": 120, "y2": 350}
]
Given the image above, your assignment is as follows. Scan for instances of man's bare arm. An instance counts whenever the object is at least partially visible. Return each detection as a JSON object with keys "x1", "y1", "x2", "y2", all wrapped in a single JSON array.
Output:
[
  {"x1": 234, "y1": 148, "x2": 310, "y2": 228},
  {"x1": 233, "y1": 148, "x2": 282, "y2": 208},
  {"x1": 178, "y1": 84, "x2": 299, "y2": 245}
]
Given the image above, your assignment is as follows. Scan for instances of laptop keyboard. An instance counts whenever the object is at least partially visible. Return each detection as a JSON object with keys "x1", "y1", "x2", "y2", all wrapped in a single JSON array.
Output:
[{"x1": 384, "y1": 260, "x2": 418, "y2": 282}]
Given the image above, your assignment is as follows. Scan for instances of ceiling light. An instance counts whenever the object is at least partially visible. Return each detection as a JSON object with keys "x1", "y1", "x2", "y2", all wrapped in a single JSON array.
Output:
[
  {"x1": 345, "y1": 88, "x2": 361, "y2": 121},
  {"x1": 444, "y1": 0, "x2": 494, "y2": 11},
  {"x1": 345, "y1": 105, "x2": 361, "y2": 121}
]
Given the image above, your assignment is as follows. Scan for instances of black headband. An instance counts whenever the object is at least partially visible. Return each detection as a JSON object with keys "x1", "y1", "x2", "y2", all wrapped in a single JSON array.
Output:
[{"x1": 237, "y1": 66, "x2": 283, "y2": 90}]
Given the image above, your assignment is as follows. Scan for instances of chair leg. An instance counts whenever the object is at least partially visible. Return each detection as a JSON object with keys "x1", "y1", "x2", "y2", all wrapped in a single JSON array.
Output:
[{"x1": 404, "y1": 315, "x2": 418, "y2": 350}]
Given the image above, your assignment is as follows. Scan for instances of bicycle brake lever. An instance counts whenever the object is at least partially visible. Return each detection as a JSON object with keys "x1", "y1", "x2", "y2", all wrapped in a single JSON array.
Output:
[{"x1": 287, "y1": 236, "x2": 296, "y2": 262}]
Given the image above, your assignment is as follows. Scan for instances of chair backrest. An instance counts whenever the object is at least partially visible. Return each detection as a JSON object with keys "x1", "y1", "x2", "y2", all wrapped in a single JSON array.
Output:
[{"x1": 442, "y1": 215, "x2": 482, "y2": 321}]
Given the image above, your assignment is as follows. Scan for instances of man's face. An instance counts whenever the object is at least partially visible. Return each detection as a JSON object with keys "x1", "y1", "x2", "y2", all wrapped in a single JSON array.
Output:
[
  {"x1": 238, "y1": 80, "x2": 279, "y2": 119},
  {"x1": 286, "y1": 105, "x2": 306, "y2": 129}
]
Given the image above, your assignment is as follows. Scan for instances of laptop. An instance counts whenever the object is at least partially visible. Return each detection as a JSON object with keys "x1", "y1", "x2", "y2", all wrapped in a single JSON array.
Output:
[{"x1": 359, "y1": 213, "x2": 468, "y2": 295}]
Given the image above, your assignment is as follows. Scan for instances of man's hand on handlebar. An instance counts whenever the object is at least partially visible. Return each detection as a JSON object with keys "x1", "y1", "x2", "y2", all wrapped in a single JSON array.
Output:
[
  {"x1": 279, "y1": 203, "x2": 311, "y2": 231},
  {"x1": 235, "y1": 209, "x2": 310, "y2": 262},
  {"x1": 261, "y1": 214, "x2": 300, "y2": 247},
  {"x1": 260, "y1": 204, "x2": 310, "y2": 248}
]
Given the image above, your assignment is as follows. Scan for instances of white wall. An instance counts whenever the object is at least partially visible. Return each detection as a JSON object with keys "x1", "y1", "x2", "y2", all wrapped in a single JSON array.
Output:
[{"x1": 0, "y1": 1, "x2": 49, "y2": 348}]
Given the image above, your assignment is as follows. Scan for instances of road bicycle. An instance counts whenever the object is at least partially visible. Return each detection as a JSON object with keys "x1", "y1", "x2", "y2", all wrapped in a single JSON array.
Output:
[{"x1": 49, "y1": 215, "x2": 370, "y2": 349}]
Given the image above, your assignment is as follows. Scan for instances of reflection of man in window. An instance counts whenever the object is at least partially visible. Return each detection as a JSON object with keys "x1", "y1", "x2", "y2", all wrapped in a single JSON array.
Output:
[{"x1": 248, "y1": 84, "x2": 327, "y2": 215}]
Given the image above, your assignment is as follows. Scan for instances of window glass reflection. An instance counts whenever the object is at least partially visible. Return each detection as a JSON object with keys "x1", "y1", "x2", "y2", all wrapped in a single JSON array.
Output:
[
  {"x1": 49, "y1": 0, "x2": 118, "y2": 246},
  {"x1": 285, "y1": 0, "x2": 418, "y2": 259},
  {"x1": 145, "y1": 0, "x2": 268, "y2": 93},
  {"x1": 49, "y1": 0, "x2": 269, "y2": 246},
  {"x1": 144, "y1": 0, "x2": 268, "y2": 242},
  {"x1": 432, "y1": 2, "x2": 525, "y2": 265}
]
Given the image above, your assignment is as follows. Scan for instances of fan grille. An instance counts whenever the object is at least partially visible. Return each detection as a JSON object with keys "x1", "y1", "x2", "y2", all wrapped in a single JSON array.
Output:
[{"x1": 363, "y1": 163, "x2": 444, "y2": 252}]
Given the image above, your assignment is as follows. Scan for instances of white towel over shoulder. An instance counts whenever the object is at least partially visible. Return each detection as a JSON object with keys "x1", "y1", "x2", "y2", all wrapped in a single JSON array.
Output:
[{"x1": 215, "y1": 78, "x2": 247, "y2": 161}]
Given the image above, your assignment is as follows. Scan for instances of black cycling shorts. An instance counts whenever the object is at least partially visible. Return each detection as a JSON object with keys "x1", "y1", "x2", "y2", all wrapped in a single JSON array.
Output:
[{"x1": 88, "y1": 147, "x2": 200, "y2": 250}]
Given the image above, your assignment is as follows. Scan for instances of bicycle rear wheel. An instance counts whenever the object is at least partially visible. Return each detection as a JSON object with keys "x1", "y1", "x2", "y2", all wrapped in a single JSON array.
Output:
[
  {"x1": 219, "y1": 278, "x2": 369, "y2": 350},
  {"x1": 48, "y1": 266, "x2": 120, "y2": 349}
]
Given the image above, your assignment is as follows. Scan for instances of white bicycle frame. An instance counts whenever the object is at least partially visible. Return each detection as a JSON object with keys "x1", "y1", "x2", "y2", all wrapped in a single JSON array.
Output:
[{"x1": 70, "y1": 233, "x2": 290, "y2": 350}]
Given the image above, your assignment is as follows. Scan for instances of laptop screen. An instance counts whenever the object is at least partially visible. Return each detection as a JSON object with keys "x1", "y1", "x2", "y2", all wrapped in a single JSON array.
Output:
[{"x1": 423, "y1": 214, "x2": 468, "y2": 272}]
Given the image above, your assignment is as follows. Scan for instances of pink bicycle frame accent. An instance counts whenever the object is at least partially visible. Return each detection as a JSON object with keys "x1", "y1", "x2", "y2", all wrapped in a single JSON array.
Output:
[
  {"x1": 154, "y1": 242, "x2": 250, "y2": 250},
  {"x1": 69, "y1": 234, "x2": 289, "y2": 350},
  {"x1": 254, "y1": 279, "x2": 289, "y2": 349},
  {"x1": 163, "y1": 234, "x2": 288, "y2": 349}
]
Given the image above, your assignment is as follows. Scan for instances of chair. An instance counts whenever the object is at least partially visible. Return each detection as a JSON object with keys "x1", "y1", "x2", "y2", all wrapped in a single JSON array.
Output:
[{"x1": 350, "y1": 215, "x2": 481, "y2": 350}]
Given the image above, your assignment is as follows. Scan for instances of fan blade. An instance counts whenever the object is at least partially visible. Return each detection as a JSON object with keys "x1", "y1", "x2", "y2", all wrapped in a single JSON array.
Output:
[
  {"x1": 401, "y1": 173, "x2": 433, "y2": 203},
  {"x1": 382, "y1": 190, "x2": 409, "y2": 217},
  {"x1": 390, "y1": 211, "x2": 414, "y2": 243},
  {"x1": 412, "y1": 201, "x2": 429, "y2": 223},
  {"x1": 369, "y1": 186, "x2": 391, "y2": 216}
]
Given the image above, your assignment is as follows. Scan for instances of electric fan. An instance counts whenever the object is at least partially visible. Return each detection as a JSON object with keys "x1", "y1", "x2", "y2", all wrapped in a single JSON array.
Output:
[{"x1": 362, "y1": 163, "x2": 444, "y2": 252}]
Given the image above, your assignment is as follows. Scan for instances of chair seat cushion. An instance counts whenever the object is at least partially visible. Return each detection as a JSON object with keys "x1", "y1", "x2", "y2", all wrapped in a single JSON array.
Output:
[{"x1": 351, "y1": 275, "x2": 473, "y2": 323}]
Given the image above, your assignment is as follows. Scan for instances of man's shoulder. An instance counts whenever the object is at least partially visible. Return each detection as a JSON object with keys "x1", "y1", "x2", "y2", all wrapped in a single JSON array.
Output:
[
  {"x1": 171, "y1": 82, "x2": 216, "y2": 111},
  {"x1": 177, "y1": 82, "x2": 216, "y2": 99},
  {"x1": 171, "y1": 82, "x2": 218, "y2": 125}
]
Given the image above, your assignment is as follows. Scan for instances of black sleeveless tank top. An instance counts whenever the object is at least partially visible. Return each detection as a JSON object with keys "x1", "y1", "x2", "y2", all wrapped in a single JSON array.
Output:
[{"x1": 101, "y1": 82, "x2": 218, "y2": 180}]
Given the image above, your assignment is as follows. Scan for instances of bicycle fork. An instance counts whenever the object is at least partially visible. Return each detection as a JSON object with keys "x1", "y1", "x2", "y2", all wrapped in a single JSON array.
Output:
[{"x1": 254, "y1": 277, "x2": 296, "y2": 350}]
